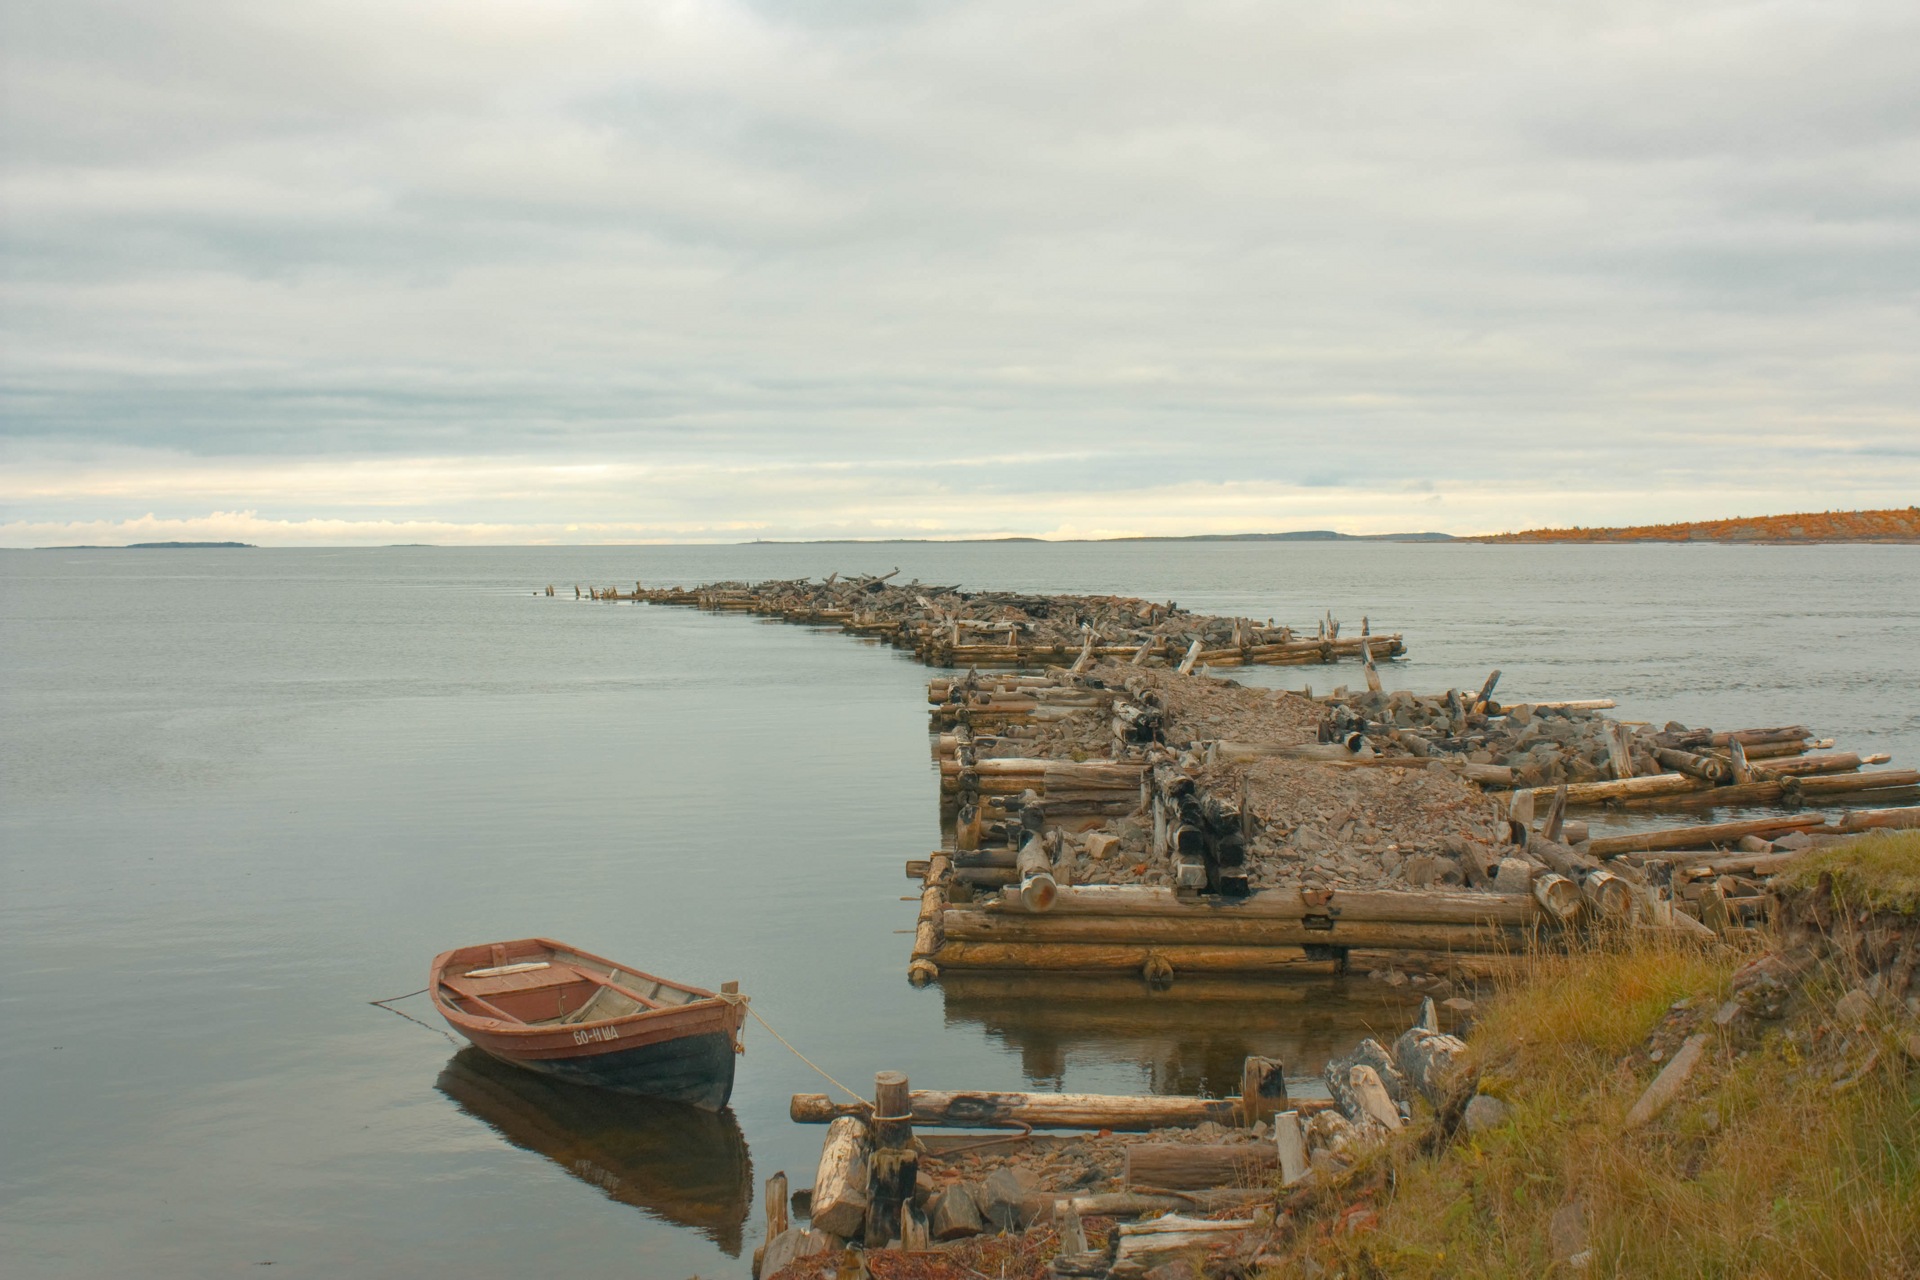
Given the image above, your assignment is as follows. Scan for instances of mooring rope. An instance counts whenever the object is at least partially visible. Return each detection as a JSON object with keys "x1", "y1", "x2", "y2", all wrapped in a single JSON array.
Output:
[
  {"x1": 722, "y1": 992, "x2": 870, "y2": 1107},
  {"x1": 369, "y1": 987, "x2": 462, "y2": 1047}
]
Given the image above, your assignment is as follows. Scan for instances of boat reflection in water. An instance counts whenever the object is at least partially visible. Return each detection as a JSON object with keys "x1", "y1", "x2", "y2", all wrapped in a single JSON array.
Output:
[
  {"x1": 436, "y1": 1048, "x2": 753, "y2": 1255},
  {"x1": 940, "y1": 972, "x2": 1428, "y2": 1098}
]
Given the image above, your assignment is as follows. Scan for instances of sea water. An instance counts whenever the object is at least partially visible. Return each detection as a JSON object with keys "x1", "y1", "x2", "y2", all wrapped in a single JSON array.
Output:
[{"x1": 3, "y1": 542, "x2": 1915, "y2": 1277}]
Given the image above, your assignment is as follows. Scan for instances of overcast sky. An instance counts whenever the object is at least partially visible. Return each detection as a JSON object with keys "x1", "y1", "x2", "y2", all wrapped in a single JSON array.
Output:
[{"x1": 3, "y1": 1, "x2": 1916, "y2": 545}]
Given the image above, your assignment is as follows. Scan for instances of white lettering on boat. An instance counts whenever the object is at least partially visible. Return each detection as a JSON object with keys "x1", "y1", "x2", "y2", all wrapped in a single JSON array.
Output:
[{"x1": 572, "y1": 1025, "x2": 621, "y2": 1045}]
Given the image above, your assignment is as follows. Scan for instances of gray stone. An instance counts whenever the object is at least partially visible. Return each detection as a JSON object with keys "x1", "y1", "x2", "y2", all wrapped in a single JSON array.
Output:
[
  {"x1": 1549, "y1": 1199, "x2": 1589, "y2": 1264},
  {"x1": 1835, "y1": 987, "x2": 1875, "y2": 1028},
  {"x1": 981, "y1": 1166, "x2": 1042, "y2": 1232},
  {"x1": 1461, "y1": 1094, "x2": 1512, "y2": 1133}
]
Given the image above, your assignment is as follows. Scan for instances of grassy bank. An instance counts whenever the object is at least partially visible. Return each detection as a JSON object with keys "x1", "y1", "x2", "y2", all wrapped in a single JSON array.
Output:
[{"x1": 1270, "y1": 832, "x2": 1920, "y2": 1278}]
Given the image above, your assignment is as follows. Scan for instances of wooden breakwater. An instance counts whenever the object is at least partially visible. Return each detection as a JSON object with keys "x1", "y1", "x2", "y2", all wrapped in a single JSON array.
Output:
[
  {"x1": 541, "y1": 572, "x2": 1915, "y2": 982},
  {"x1": 556, "y1": 572, "x2": 1406, "y2": 671},
  {"x1": 906, "y1": 662, "x2": 1917, "y2": 985}
]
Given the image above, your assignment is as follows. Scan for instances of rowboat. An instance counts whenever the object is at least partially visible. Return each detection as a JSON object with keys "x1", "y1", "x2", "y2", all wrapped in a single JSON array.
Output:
[{"x1": 429, "y1": 937, "x2": 747, "y2": 1110}]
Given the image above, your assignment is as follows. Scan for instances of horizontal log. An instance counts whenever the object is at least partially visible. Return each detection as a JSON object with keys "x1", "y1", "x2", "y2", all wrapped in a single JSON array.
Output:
[
  {"x1": 941, "y1": 908, "x2": 1527, "y2": 951},
  {"x1": 929, "y1": 941, "x2": 1339, "y2": 972},
  {"x1": 1524, "y1": 773, "x2": 1705, "y2": 806},
  {"x1": 1837, "y1": 805, "x2": 1920, "y2": 831},
  {"x1": 1123, "y1": 1143, "x2": 1277, "y2": 1191},
  {"x1": 995, "y1": 884, "x2": 1541, "y2": 926},
  {"x1": 1615, "y1": 781, "x2": 1785, "y2": 810},
  {"x1": 791, "y1": 1090, "x2": 1247, "y2": 1130},
  {"x1": 1054, "y1": 1189, "x2": 1274, "y2": 1218},
  {"x1": 1786, "y1": 769, "x2": 1920, "y2": 796},
  {"x1": 1585, "y1": 815, "x2": 1826, "y2": 857},
  {"x1": 1755, "y1": 752, "x2": 1869, "y2": 778},
  {"x1": 1627, "y1": 849, "x2": 1808, "y2": 876}
]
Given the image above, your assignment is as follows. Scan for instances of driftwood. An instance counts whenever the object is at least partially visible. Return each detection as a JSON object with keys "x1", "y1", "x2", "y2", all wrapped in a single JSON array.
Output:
[
  {"x1": 994, "y1": 885, "x2": 1540, "y2": 926},
  {"x1": 941, "y1": 909, "x2": 1526, "y2": 951},
  {"x1": 792, "y1": 1089, "x2": 1292, "y2": 1130},
  {"x1": 1624, "y1": 1033, "x2": 1709, "y2": 1128},
  {"x1": 1324, "y1": 1037, "x2": 1406, "y2": 1119},
  {"x1": 1275, "y1": 1110, "x2": 1310, "y2": 1186},
  {"x1": 1113, "y1": 1214, "x2": 1256, "y2": 1275},
  {"x1": 1123, "y1": 1143, "x2": 1278, "y2": 1190},
  {"x1": 808, "y1": 1116, "x2": 871, "y2": 1238},
  {"x1": 1585, "y1": 815, "x2": 1825, "y2": 857},
  {"x1": 1239, "y1": 1055, "x2": 1288, "y2": 1126}
]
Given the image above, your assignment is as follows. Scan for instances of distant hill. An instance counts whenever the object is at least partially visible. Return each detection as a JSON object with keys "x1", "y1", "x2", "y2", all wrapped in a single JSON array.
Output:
[
  {"x1": 1107, "y1": 530, "x2": 1455, "y2": 543},
  {"x1": 753, "y1": 531, "x2": 1454, "y2": 545},
  {"x1": 42, "y1": 541, "x2": 258, "y2": 550},
  {"x1": 1474, "y1": 508, "x2": 1919, "y2": 544}
]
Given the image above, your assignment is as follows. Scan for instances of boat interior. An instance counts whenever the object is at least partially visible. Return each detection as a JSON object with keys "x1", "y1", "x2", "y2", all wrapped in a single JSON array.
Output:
[{"x1": 437, "y1": 942, "x2": 712, "y2": 1027}]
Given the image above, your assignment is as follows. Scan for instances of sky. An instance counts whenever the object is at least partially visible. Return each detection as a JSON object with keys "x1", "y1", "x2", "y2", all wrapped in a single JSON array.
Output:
[{"x1": 3, "y1": 0, "x2": 1917, "y2": 545}]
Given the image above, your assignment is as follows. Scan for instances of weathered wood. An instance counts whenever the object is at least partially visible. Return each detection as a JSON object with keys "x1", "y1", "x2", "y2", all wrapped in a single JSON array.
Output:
[
  {"x1": 792, "y1": 1089, "x2": 1273, "y2": 1130},
  {"x1": 1540, "y1": 782, "x2": 1568, "y2": 842},
  {"x1": 1324, "y1": 1038, "x2": 1405, "y2": 1121},
  {"x1": 941, "y1": 909, "x2": 1525, "y2": 952},
  {"x1": 1584, "y1": 815, "x2": 1826, "y2": 857},
  {"x1": 1274, "y1": 1110, "x2": 1309, "y2": 1187},
  {"x1": 1349, "y1": 1065, "x2": 1404, "y2": 1130},
  {"x1": 1728, "y1": 739, "x2": 1755, "y2": 784},
  {"x1": 930, "y1": 941, "x2": 1341, "y2": 972},
  {"x1": 809, "y1": 1116, "x2": 872, "y2": 1239},
  {"x1": 866, "y1": 1071, "x2": 916, "y2": 1247},
  {"x1": 1524, "y1": 773, "x2": 1705, "y2": 806},
  {"x1": 1016, "y1": 835, "x2": 1058, "y2": 913},
  {"x1": 1786, "y1": 769, "x2": 1920, "y2": 796},
  {"x1": 1624, "y1": 1033, "x2": 1709, "y2": 1128},
  {"x1": 993, "y1": 884, "x2": 1540, "y2": 926},
  {"x1": 1837, "y1": 805, "x2": 1920, "y2": 831},
  {"x1": 1114, "y1": 1215, "x2": 1256, "y2": 1272},
  {"x1": 1711, "y1": 726, "x2": 1809, "y2": 747},
  {"x1": 1532, "y1": 871, "x2": 1583, "y2": 920},
  {"x1": 766, "y1": 1171, "x2": 790, "y2": 1240},
  {"x1": 1581, "y1": 868, "x2": 1636, "y2": 920},
  {"x1": 1654, "y1": 747, "x2": 1733, "y2": 784},
  {"x1": 1239, "y1": 1056, "x2": 1288, "y2": 1127},
  {"x1": 1123, "y1": 1143, "x2": 1278, "y2": 1190},
  {"x1": 1056, "y1": 1189, "x2": 1269, "y2": 1218}
]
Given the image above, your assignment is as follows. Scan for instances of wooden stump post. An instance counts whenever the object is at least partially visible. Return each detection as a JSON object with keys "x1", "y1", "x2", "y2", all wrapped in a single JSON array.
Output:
[
  {"x1": 1239, "y1": 1056, "x2": 1288, "y2": 1127},
  {"x1": 867, "y1": 1071, "x2": 917, "y2": 1248}
]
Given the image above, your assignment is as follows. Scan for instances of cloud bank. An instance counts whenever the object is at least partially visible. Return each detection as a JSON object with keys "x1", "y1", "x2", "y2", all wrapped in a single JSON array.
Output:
[{"x1": 4, "y1": 1, "x2": 1917, "y2": 544}]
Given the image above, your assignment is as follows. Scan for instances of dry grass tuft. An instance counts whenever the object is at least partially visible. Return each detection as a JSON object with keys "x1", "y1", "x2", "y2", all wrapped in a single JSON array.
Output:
[{"x1": 1266, "y1": 924, "x2": 1920, "y2": 1279}]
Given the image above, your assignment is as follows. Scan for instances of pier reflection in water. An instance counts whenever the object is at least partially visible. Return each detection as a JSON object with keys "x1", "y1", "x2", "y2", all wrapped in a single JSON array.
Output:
[
  {"x1": 435, "y1": 1049, "x2": 754, "y2": 1256},
  {"x1": 941, "y1": 973, "x2": 1431, "y2": 1098}
]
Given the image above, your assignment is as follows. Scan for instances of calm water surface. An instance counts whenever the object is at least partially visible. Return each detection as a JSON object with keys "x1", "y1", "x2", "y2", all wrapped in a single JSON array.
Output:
[{"x1": 3, "y1": 543, "x2": 1916, "y2": 1277}]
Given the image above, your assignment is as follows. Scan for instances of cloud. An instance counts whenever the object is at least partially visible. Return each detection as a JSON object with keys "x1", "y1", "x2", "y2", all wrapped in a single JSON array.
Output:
[{"x1": 3, "y1": 1, "x2": 1917, "y2": 540}]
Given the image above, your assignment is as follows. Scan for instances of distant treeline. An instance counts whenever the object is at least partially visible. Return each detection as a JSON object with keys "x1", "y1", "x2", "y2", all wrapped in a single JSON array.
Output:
[{"x1": 1474, "y1": 508, "x2": 1919, "y2": 545}]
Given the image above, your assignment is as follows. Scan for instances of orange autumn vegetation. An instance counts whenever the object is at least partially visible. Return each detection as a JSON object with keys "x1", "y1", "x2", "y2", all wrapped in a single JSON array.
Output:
[{"x1": 1477, "y1": 507, "x2": 1919, "y2": 544}]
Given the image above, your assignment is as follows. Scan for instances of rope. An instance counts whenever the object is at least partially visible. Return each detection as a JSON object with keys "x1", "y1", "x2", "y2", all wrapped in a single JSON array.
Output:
[
  {"x1": 369, "y1": 987, "x2": 461, "y2": 1047},
  {"x1": 723, "y1": 992, "x2": 870, "y2": 1107}
]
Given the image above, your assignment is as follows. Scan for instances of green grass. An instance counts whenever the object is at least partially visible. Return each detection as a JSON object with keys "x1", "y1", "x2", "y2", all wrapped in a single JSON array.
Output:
[{"x1": 1775, "y1": 830, "x2": 1920, "y2": 914}]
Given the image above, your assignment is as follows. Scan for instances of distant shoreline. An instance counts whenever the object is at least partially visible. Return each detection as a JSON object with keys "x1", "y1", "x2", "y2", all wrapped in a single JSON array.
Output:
[{"x1": 38, "y1": 541, "x2": 258, "y2": 550}]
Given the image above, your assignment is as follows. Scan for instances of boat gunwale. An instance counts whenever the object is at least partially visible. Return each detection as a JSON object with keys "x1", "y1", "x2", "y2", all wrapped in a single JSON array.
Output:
[{"x1": 428, "y1": 936, "x2": 738, "y2": 1043}]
